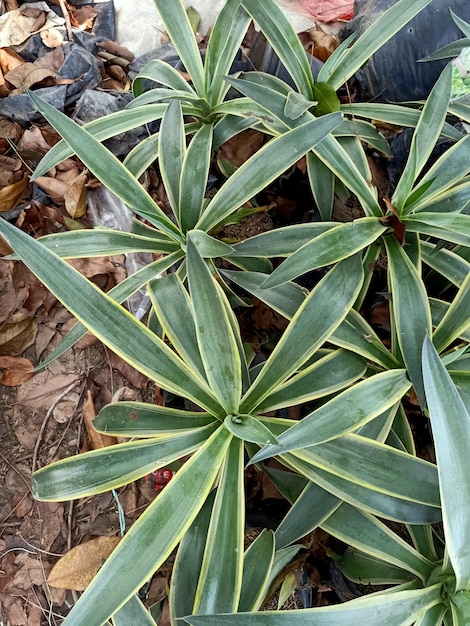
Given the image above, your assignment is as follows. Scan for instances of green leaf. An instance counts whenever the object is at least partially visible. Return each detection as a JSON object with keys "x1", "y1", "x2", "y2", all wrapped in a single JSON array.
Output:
[
  {"x1": 112, "y1": 595, "x2": 157, "y2": 626},
  {"x1": 262, "y1": 218, "x2": 386, "y2": 288},
  {"x1": 240, "y1": 254, "x2": 364, "y2": 414},
  {"x1": 322, "y1": 503, "x2": 433, "y2": 579},
  {"x1": 193, "y1": 438, "x2": 244, "y2": 614},
  {"x1": 230, "y1": 223, "x2": 335, "y2": 257},
  {"x1": 307, "y1": 152, "x2": 335, "y2": 221},
  {"x1": 275, "y1": 482, "x2": 340, "y2": 549},
  {"x1": 422, "y1": 336, "x2": 470, "y2": 591},
  {"x1": 185, "y1": 584, "x2": 442, "y2": 625},
  {"x1": 32, "y1": 229, "x2": 179, "y2": 259},
  {"x1": 159, "y1": 99, "x2": 185, "y2": 223},
  {"x1": 179, "y1": 123, "x2": 214, "y2": 232},
  {"x1": 62, "y1": 426, "x2": 231, "y2": 625},
  {"x1": 196, "y1": 113, "x2": 343, "y2": 232},
  {"x1": 152, "y1": 0, "x2": 205, "y2": 95},
  {"x1": 392, "y1": 64, "x2": 452, "y2": 213},
  {"x1": 330, "y1": 309, "x2": 400, "y2": 370},
  {"x1": 187, "y1": 230, "x2": 235, "y2": 258},
  {"x1": 340, "y1": 102, "x2": 462, "y2": 142},
  {"x1": 421, "y1": 240, "x2": 470, "y2": 288},
  {"x1": 27, "y1": 91, "x2": 180, "y2": 239},
  {"x1": 404, "y1": 212, "x2": 470, "y2": 247},
  {"x1": 284, "y1": 91, "x2": 317, "y2": 119},
  {"x1": 321, "y1": 0, "x2": 433, "y2": 89},
  {"x1": 149, "y1": 273, "x2": 206, "y2": 376},
  {"x1": 35, "y1": 251, "x2": 184, "y2": 372},
  {"x1": 93, "y1": 403, "x2": 215, "y2": 437},
  {"x1": 295, "y1": 434, "x2": 440, "y2": 509},
  {"x1": 335, "y1": 119, "x2": 392, "y2": 157},
  {"x1": 403, "y1": 135, "x2": 470, "y2": 213},
  {"x1": 170, "y1": 492, "x2": 215, "y2": 624},
  {"x1": 333, "y1": 547, "x2": 416, "y2": 585},
  {"x1": 255, "y1": 349, "x2": 366, "y2": 413},
  {"x1": 224, "y1": 414, "x2": 278, "y2": 445},
  {"x1": 384, "y1": 236, "x2": 432, "y2": 407},
  {"x1": 238, "y1": 530, "x2": 275, "y2": 612},
  {"x1": 0, "y1": 220, "x2": 220, "y2": 414},
  {"x1": 313, "y1": 82, "x2": 340, "y2": 116},
  {"x1": 220, "y1": 269, "x2": 306, "y2": 320},
  {"x1": 241, "y1": 0, "x2": 315, "y2": 99},
  {"x1": 132, "y1": 59, "x2": 197, "y2": 97},
  {"x1": 415, "y1": 603, "x2": 448, "y2": 626},
  {"x1": 250, "y1": 370, "x2": 411, "y2": 464},
  {"x1": 32, "y1": 423, "x2": 217, "y2": 500},
  {"x1": 287, "y1": 452, "x2": 440, "y2": 524},
  {"x1": 33, "y1": 105, "x2": 167, "y2": 178},
  {"x1": 187, "y1": 236, "x2": 242, "y2": 414},
  {"x1": 432, "y1": 272, "x2": 470, "y2": 352},
  {"x1": 205, "y1": 0, "x2": 251, "y2": 106}
]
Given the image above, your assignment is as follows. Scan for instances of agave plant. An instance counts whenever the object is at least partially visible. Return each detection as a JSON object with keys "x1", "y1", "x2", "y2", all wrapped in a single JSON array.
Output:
[
  {"x1": 0, "y1": 212, "x2": 450, "y2": 624},
  {"x1": 185, "y1": 338, "x2": 470, "y2": 625}
]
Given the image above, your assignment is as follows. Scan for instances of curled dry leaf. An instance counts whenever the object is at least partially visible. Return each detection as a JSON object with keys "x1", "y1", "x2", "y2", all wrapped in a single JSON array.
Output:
[
  {"x1": 307, "y1": 25, "x2": 339, "y2": 62},
  {"x1": 47, "y1": 536, "x2": 121, "y2": 591},
  {"x1": 40, "y1": 27, "x2": 64, "y2": 48},
  {"x1": 34, "y1": 175, "x2": 68, "y2": 203},
  {"x1": 0, "y1": 47, "x2": 24, "y2": 75},
  {"x1": 0, "y1": 171, "x2": 29, "y2": 212},
  {"x1": 0, "y1": 355, "x2": 34, "y2": 386},
  {"x1": 0, "y1": 316, "x2": 38, "y2": 355},
  {"x1": 65, "y1": 169, "x2": 88, "y2": 218},
  {"x1": 83, "y1": 390, "x2": 118, "y2": 449}
]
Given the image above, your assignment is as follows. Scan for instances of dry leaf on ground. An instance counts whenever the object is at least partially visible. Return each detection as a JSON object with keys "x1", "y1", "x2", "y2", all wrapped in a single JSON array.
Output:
[
  {"x1": 47, "y1": 536, "x2": 121, "y2": 590},
  {"x1": 0, "y1": 355, "x2": 34, "y2": 385}
]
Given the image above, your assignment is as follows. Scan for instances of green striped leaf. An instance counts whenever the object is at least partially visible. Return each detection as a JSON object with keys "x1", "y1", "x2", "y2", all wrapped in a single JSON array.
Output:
[
  {"x1": 28, "y1": 91, "x2": 180, "y2": 239},
  {"x1": 93, "y1": 403, "x2": 215, "y2": 437},
  {"x1": 262, "y1": 218, "x2": 386, "y2": 288},
  {"x1": 384, "y1": 236, "x2": 432, "y2": 407},
  {"x1": 152, "y1": 0, "x2": 205, "y2": 95},
  {"x1": 238, "y1": 530, "x2": 275, "y2": 612},
  {"x1": 32, "y1": 423, "x2": 217, "y2": 500},
  {"x1": 240, "y1": 254, "x2": 364, "y2": 413},
  {"x1": 196, "y1": 113, "x2": 343, "y2": 232},
  {"x1": 187, "y1": 236, "x2": 242, "y2": 414},
  {"x1": 250, "y1": 370, "x2": 411, "y2": 464},
  {"x1": 159, "y1": 99, "x2": 185, "y2": 223},
  {"x1": 186, "y1": 584, "x2": 442, "y2": 625},
  {"x1": 423, "y1": 337, "x2": 470, "y2": 591},
  {"x1": 193, "y1": 437, "x2": 244, "y2": 614},
  {"x1": 0, "y1": 219, "x2": 220, "y2": 414},
  {"x1": 60, "y1": 426, "x2": 231, "y2": 625}
]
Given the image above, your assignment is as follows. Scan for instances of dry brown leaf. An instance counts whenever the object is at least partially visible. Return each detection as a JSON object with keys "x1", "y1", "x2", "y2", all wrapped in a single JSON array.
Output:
[
  {"x1": 71, "y1": 5, "x2": 97, "y2": 31},
  {"x1": 0, "y1": 47, "x2": 24, "y2": 75},
  {"x1": 5, "y1": 63, "x2": 55, "y2": 92},
  {"x1": 34, "y1": 175, "x2": 68, "y2": 203},
  {"x1": 83, "y1": 390, "x2": 118, "y2": 449},
  {"x1": 98, "y1": 39, "x2": 135, "y2": 62},
  {"x1": 30, "y1": 11, "x2": 47, "y2": 32},
  {"x1": 0, "y1": 171, "x2": 29, "y2": 212},
  {"x1": 17, "y1": 125, "x2": 52, "y2": 155},
  {"x1": 47, "y1": 536, "x2": 121, "y2": 590},
  {"x1": 218, "y1": 129, "x2": 264, "y2": 168},
  {"x1": 40, "y1": 27, "x2": 64, "y2": 48},
  {"x1": 307, "y1": 25, "x2": 339, "y2": 62},
  {"x1": 65, "y1": 169, "x2": 88, "y2": 218},
  {"x1": 34, "y1": 46, "x2": 64, "y2": 73},
  {"x1": 0, "y1": 316, "x2": 38, "y2": 355},
  {"x1": 20, "y1": 8, "x2": 43, "y2": 18},
  {"x1": 0, "y1": 355, "x2": 34, "y2": 386}
]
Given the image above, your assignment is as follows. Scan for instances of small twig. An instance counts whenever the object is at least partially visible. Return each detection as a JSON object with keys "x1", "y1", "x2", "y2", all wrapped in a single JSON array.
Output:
[
  {"x1": 57, "y1": 0, "x2": 73, "y2": 40},
  {"x1": 32, "y1": 380, "x2": 82, "y2": 473}
]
